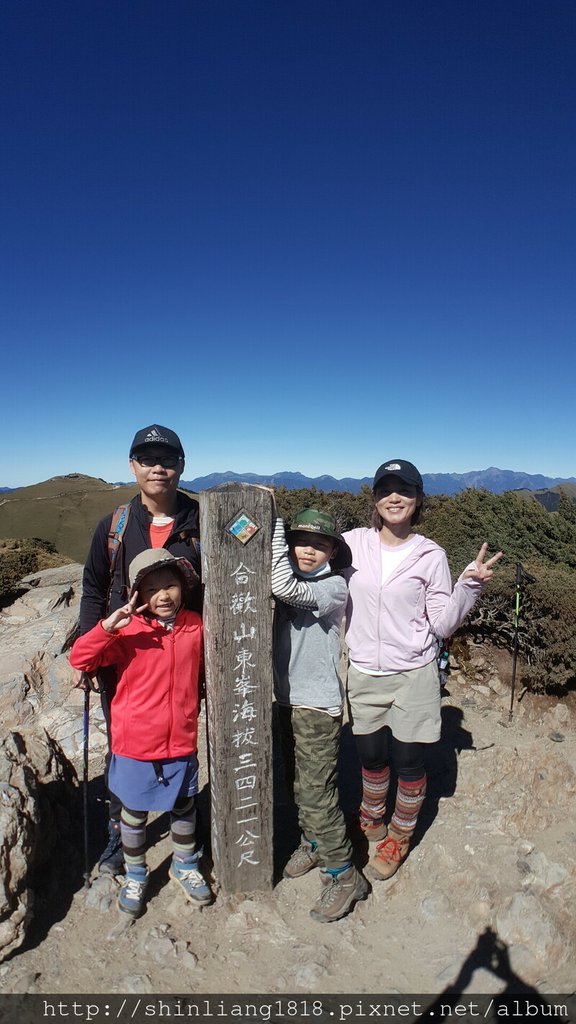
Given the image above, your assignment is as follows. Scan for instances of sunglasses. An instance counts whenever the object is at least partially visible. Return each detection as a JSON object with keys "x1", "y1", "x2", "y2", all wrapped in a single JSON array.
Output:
[
  {"x1": 132, "y1": 454, "x2": 182, "y2": 468},
  {"x1": 374, "y1": 483, "x2": 419, "y2": 499}
]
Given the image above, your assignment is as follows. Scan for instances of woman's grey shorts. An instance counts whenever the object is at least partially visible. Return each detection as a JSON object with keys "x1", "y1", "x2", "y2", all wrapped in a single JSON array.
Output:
[{"x1": 346, "y1": 659, "x2": 441, "y2": 743}]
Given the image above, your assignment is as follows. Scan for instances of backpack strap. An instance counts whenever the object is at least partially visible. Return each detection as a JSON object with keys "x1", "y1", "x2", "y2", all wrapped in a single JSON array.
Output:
[
  {"x1": 108, "y1": 508, "x2": 199, "y2": 574},
  {"x1": 108, "y1": 504, "x2": 131, "y2": 572},
  {"x1": 178, "y1": 531, "x2": 201, "y2": 559}
]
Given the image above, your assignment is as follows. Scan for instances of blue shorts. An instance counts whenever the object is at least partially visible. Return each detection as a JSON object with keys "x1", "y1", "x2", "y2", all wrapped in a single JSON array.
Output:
[{"x1": 108, "y1": 753, "x2": 199, "y2": 812}]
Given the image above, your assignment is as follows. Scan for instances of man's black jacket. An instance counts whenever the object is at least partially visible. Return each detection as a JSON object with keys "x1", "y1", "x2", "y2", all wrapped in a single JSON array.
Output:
[{"x1": 79, "y1": 491, "x2": 201, "y2": 634}]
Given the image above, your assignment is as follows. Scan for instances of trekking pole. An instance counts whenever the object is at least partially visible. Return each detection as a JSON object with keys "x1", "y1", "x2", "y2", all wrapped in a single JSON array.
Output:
[
  {"x1": 509, "y1": 563, "x2": 535, "y2": 722},
  {"x1": 81, "y1": 675, "x2": 91, "y2": 888}
]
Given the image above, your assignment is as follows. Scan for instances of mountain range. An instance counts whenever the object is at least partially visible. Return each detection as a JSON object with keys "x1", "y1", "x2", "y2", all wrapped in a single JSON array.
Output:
[
  {"x1": 153, "y1": 466, "x2": 574, "y2": 496},
  {"x1": 2, "y1": 466, "x2": 576, "y2": 496},
  {"x1": 1, "y1": 470, "x2": 575, "y2": 564}
]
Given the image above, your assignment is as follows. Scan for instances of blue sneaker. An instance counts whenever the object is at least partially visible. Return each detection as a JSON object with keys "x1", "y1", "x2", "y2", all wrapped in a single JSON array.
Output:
[
  {"x1": 118, "y1": 865, "x2": 149, "y2": 919},
  {"x1": 169, "y1": 856, "x2": 212, "y2": 906}
]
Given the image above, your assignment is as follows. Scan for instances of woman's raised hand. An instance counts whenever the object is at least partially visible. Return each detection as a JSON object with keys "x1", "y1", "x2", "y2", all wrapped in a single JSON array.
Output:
[{"x1": 462, "y1": 543, "x2": 503, "y2": 582}]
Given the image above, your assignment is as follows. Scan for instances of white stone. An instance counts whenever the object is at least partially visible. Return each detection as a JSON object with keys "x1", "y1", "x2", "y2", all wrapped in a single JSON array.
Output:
[
  {"x1": 121, "y1": 975, "x2": 154, "y2": 994},
  {"x1": 496, "y1": 893, "x2": 569, "y2": 966}
]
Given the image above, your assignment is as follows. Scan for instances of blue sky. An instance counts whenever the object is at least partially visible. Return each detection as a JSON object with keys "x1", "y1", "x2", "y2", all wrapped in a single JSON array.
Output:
[{"x1": 2, "y1": 0, "x2": 575, "y2": 488}]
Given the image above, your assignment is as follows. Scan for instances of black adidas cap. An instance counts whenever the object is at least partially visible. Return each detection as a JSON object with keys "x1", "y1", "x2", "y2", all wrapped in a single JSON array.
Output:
[{"x1": 129, "y1": 424, "x2": 185, "y2": 459}]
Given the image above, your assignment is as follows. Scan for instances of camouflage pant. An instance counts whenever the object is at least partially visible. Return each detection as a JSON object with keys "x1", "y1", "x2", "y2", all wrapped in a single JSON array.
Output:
[{"x1": 277, "y1": 705, "x2": 352, "y2": 868}]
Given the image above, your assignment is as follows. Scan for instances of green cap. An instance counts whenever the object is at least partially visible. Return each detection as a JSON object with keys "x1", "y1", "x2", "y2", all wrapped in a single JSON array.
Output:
[
  {"x1": 287, "y1": 508, "x2": 352, "y2": 570},
  {"x1": 289, "y1": 508, "x2": 340, "y2": 540}
]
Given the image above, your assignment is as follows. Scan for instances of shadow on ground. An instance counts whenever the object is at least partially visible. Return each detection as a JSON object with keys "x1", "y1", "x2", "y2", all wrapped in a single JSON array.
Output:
[{"x1": 428, "y1": 925, "x2": 547, "y2": 999}]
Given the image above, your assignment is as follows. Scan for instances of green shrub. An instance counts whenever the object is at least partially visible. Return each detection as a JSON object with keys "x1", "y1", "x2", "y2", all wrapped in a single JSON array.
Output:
[{"x1": 0, "y1": 538, "x2": 72, "y2": 605}]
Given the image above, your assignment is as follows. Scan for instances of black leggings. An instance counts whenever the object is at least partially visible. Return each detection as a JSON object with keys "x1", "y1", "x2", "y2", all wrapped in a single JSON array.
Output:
[{"x1": 355, "y1": 726, "x2": 425, "y2": 782}]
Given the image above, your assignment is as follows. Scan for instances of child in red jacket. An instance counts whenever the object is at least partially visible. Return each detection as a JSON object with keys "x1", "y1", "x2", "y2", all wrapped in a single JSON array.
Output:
[{"x1": 70, "y1": 548, "x2": 210, "y2": 919}]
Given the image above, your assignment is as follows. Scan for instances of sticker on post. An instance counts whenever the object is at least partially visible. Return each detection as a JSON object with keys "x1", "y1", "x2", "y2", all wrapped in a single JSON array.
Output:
[{"x1": 227, "y1": 511, "x2": 260, "y2": 545}]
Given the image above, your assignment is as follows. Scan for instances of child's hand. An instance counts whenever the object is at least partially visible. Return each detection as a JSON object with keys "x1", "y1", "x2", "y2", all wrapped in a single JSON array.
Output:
[{"x1": 102, "y1": 593, "x2": 147, "y2": 633}]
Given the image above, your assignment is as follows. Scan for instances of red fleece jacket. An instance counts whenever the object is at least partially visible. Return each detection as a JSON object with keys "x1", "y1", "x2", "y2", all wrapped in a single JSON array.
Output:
[{"x1": 70, "y1": 610, "x2": 203, "y2": 760}]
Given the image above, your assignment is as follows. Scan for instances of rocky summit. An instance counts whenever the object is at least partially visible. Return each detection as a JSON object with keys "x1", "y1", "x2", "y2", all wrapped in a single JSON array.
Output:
[{"x1": 0, "y1": 564, "x2": 575, "y2": 996}]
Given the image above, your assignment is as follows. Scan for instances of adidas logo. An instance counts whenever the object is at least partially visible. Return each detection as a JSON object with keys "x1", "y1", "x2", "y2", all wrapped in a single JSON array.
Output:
[{"x1": 145, "y1": 428, "x2": 168, "y2": 444}]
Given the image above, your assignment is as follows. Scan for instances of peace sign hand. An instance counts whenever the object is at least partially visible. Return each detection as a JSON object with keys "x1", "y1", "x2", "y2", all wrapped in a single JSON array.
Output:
[
  {"x1": 102, "y1": 592, "x2": 148, "y2": 634},
  {"x1": 462, "y1": 543, "x2": 503, "y2": 583}
]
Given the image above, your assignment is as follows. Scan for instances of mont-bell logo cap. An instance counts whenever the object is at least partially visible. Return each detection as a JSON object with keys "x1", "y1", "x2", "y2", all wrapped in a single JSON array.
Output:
[
  {"x1": 129, "y1": 424, "x2": 185, "y2": 459},
  {"x1": 373, "y1": 460, "x2": 423, "y2": 491},
  {"x1": 288, "y1": 508, "x2": 352, "y2": 570}
]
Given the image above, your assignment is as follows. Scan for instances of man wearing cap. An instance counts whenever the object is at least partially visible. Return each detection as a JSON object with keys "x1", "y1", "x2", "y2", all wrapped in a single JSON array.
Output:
[{"x1": 78, "y1": 424, "x2": 201, "y2": 875}]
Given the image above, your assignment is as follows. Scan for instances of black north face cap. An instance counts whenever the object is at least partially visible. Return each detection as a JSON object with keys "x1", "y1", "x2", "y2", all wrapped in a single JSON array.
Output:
[{"x1": 373, "y1": 460, "x2": 423, "y2": 491}]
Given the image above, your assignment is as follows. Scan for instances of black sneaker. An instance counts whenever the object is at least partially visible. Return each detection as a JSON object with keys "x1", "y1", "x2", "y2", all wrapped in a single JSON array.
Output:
[{"x1": 98, "y1": 821, "x2": 124, "y2": 875}]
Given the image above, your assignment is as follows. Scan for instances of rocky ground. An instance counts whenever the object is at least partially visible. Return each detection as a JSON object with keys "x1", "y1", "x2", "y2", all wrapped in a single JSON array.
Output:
[{"x1": 1, "y1": 568, "x2": 576, "y2": 998}]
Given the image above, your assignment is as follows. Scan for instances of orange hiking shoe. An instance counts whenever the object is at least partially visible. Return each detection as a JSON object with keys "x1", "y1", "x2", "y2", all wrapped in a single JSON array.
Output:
[{"x1": 368, "y1": 832, "x2": 410, "y2": 881}]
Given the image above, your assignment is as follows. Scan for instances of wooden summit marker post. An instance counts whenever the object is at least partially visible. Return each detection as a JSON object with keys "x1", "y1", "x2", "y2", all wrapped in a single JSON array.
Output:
[{"x1": 200, "y1": 483, "x2": 274, "y2": 893}]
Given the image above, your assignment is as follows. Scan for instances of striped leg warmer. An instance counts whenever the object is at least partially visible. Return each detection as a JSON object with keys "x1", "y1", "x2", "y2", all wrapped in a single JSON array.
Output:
[
  {"x1": 390, "y1": 775, "x2": 427, "y2": 839},
  {"x1": 360, "y1": 766, "x2": 391, "y2": 824},
  {"x1": 120, "y1": 807, "x2": 148, "y2": 869},
  {"x1": 170, "y1": 796, "x2": 198, "y2": 862}
]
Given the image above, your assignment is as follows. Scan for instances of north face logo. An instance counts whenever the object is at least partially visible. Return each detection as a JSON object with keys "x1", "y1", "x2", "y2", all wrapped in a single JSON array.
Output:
[{"x1": 385, "y1": 462, "x2": 402, "y2": 471}]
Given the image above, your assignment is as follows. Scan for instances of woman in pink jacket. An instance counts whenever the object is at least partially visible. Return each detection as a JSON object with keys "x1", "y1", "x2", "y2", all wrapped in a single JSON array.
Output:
[{"x1": 343, "y1": 459, "x2": 502, "y2": 881}]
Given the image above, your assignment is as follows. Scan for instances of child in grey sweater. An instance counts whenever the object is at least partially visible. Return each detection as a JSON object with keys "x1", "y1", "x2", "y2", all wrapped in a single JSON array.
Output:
[{"x1": 272, "y1": 508, "x2": 368, "y2": 923}]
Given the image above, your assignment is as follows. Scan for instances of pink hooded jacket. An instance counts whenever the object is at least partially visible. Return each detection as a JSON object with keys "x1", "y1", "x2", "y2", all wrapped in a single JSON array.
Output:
[{"x1": 342, "y1": 528, "x2": 483, "y2": 673}]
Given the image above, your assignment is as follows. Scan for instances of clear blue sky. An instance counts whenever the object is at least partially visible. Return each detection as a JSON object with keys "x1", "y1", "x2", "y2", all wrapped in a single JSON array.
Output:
[{"x1": 2, "y1": 0, "x2": 575, "y2": 487}]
